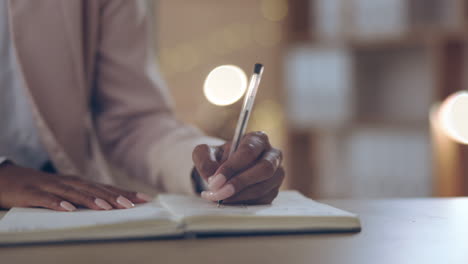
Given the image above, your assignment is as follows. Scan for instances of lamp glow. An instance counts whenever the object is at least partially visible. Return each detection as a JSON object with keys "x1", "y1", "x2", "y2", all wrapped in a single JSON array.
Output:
[
  {"x1": 439, "y1": 91, "x2": 468, "y2": 144},
  {"x1": 204, "y1": 65, "x2": 247, "y2": 106}
]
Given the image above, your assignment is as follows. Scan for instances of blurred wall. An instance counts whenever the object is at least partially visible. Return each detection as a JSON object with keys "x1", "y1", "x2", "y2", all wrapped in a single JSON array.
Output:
[{"x1": 154, "y1": 0, "x2": 287, "y2": 151}]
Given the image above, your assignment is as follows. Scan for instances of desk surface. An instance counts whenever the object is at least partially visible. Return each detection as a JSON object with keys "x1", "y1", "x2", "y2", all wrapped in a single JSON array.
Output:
[{"x1": 1, "y1": 198, "x2": 468, "y2": 264}]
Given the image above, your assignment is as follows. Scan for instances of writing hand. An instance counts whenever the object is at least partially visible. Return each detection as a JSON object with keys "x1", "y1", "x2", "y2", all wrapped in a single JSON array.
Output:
[{"x1": 192, "y1": 131, "x2": 284, "y2": 205}]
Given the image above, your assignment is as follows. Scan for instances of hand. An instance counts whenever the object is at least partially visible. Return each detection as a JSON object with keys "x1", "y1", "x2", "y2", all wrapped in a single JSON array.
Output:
[
  {"x1": 192, "y1": 131, "x2": 284, "y2": 205},
  {"x1": 0, "y1": 163, "x2": 152, "y2": 211}
]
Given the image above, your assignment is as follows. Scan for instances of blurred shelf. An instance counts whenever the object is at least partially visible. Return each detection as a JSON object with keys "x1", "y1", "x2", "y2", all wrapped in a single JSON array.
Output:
[
  {"x1": 288, "y1": 121, "x2": 429, "y2": 133},
  {"x1": 288, "y1": 29, "x2": 468, "y2": 49},
  {"x1": 284, "y1": 0, "x2": 468, "y2": 198}
]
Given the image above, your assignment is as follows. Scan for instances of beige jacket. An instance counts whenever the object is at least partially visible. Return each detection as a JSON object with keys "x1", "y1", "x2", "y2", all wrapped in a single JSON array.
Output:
[{"x1": 8, "y1": 0, "x2": 222, "y2": 194}]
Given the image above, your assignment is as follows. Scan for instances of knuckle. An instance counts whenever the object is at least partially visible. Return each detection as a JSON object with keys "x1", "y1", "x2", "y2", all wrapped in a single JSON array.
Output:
[
  {"x1": 251, "y1": 131, "x2": 265, "y2": 137},
  {"x1": 239, "y1": 143, "x2": 257, "y2": 159},
  {"x1": 253, "y1": 131, "x2": 268, "y2": 142},
  {"x1": 58, "y1": 184, "x2": 76, "y2": 195}
]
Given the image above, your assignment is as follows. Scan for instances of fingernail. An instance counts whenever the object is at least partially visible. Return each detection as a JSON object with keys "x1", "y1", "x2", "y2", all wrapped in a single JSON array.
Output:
[
  {"x1": 207, "y1": 176, "x2": 215, "y2": 184},
  {"x1": 201, "y1": 191, "x2": 210, "y2": 199},
  {"x1": 60, "y1": 201, "x2": 76, "y2": 211},
  {"x1": 212, "y1": 184, "x2": 235, "y2": 200},
  {"x1": 207, "y1": 174, "x2": 227, "y2": 191},
  {"x1": 116, "y1": 195, "x2": 134, "y2": 209},
  {"x1": 201, "y1": 191, "x2": 216, "y2": 201},
  {"x1": 136, "y1": 192, "x2": 152, "y2": 202},
  {"x1": 94, "y1": 198, "x2": 112, "y2": 210}
]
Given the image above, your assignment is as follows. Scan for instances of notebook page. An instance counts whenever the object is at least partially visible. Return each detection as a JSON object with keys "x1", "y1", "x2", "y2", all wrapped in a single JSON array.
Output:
[
  {"x1": 159, "y1": 191, "x2": 356, "y2": 219},
  {"x1": 0, "y1": 202, "x2": 171, "y2": 232}
]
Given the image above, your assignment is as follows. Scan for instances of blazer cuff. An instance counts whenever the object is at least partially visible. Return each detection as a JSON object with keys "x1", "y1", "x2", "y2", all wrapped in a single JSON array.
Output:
[{"x1": 148, "y1": 135, "x2": 224, "y2": 195}]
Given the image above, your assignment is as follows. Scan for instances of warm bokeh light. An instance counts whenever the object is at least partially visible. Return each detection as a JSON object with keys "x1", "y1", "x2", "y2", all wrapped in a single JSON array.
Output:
[
  {"x1": 203, "y1": 65, "x2": 247, "y2": 106},
  {"x1": 438, "y1": 91, "x2": 468, "y2": 144}
]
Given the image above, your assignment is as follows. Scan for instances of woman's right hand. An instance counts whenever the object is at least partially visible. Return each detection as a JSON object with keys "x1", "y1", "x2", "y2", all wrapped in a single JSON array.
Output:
[{"x1": 0, "y1": 162, "x2": 152, "y2": 211}]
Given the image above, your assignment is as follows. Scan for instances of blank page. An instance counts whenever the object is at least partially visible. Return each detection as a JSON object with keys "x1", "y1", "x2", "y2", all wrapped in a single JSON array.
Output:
[
  {"x1": 0, "y1": 202, "x2": 171, "y2": 232},
  {"x1": 159, "y1": 191, "x2": 357, "y2": 219}
]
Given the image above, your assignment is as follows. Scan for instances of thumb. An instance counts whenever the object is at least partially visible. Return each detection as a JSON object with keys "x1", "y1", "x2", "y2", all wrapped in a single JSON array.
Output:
[{"x1": 192, "y1": 144, "x2": 222, "y2": 181}]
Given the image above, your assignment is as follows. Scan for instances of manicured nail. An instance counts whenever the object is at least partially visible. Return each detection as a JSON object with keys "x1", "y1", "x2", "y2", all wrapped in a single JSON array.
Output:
[
  {"x1": 94, "y1": 198, "x2": 112, "y2": 210},
  {"x1": 60, "y1": 201, "x2": 76, "y2": 211},
  {"x1": 212, "y1": 184, "x2": 235, "y2": 200},
  {"x1": 116, "y1": 195, "x2": 134, "y2": 209},
  {"x1": 207, "y1": 174, "x2": 227, "y2": 191},
  {"x1": 201, "y1": 191, "x2": 211, "y2": 200},
  {"x1": 207, "y1": 176, "x2": 215, "y2": 184},
  {"x1": 136, "y1": 192, "x2": 152, "y2": 202}
]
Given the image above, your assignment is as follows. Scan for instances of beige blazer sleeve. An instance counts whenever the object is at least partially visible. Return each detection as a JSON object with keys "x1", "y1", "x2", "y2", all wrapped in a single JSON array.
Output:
[{"x1": 93, "y1": 0, "x2": 223, "y2": 195}]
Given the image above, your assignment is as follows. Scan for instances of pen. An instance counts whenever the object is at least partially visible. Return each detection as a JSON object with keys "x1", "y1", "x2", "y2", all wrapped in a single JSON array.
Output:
[{"x1": 218, "y1": 63, "x2": 264, "y2": 207}]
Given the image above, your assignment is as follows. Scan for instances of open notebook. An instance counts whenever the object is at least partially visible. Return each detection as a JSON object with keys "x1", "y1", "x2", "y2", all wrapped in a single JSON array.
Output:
[{"x1": 0, "y1": 191, "x2": 360, "y2": 245}]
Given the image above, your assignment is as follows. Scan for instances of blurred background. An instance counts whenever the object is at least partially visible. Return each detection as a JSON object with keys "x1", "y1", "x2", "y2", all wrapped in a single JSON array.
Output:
[{"x1": 152, "y1": 0, "x2": 468, "y2": 199}]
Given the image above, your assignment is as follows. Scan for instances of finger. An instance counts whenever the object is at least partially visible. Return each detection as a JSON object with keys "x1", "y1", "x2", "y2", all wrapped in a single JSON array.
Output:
[
  {"x1": 205, "y1": 142, "x2": 230, "y2": 189},
  {"x1": 102, "y1": 184, "x2": 151, "y2": 204},
  {"x1": 202, "y1": 148, "x2": 282, "y2": 201},
  {"x1": 225, "y1": 148, "x2": 282, "y2": 195},
  {"x1": 41, "y1": 183, "x2": 107, "y2": 210},
  {"x1": 192, "y1": 144, "x2": 222, "y2": 181},
  {"x1": 61, "y1": 178, "x2": 137, "y2": 209},
  {"x1": 211, "y1": 132, "x2": 271, "y2": 189},
  {"x1": 223, "y1": 167, "x2": 284, "y2": 204},
  {"x1": 17, "y1": 188, "x2": 76, "y2": 212},
  {"x1": 202, "y1": 164, "x2": 283, "y2": 203}
]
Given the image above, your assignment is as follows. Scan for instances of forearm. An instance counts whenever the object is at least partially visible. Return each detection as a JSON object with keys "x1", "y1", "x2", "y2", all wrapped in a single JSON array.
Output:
[
  {"x1": 96, "y1": 109, "x2": 223, "y2": 194},
  {"x1": 146, "y1": 126, "x2": 224, "y2": 194}
]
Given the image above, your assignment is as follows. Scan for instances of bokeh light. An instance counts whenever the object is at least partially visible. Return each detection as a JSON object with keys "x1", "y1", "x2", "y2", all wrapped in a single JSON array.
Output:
[
  {"x1": 204, "y1": 65, "x2": 248, "y2": 106},
  {"x1": 439, "y1": 91, "x2": 468, "y2": 144}
]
